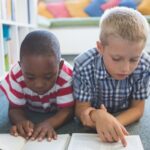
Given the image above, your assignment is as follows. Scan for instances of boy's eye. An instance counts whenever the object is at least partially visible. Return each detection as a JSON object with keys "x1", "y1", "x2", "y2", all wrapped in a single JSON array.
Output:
[
  {"x1": 45, "y1": 75, "x2": 56, "y2": 80},
  {"x1": 45, "y1": 73, "x2": 56, "y2": 80},
  {"x1": 45, "y1": 76, "x2": 51, "y2": 80},
  {"x1": 26, "y1": 76, "x2": 35, "y2": 80},
  {"x1": 112, "y1": 58, "x2": 121, "y2": 61},
  {"x1": 130, "y1": 59, "x2": 139, "y2": 63}
]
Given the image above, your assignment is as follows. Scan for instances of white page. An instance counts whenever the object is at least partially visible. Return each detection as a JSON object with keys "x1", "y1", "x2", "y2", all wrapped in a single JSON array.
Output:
[
  {"x1": 68, "y1": 133, "x2": 144, "y2": 150},
  {"x1": 22, "y1": 134, "x2": 70, "y2": 150},
  {"x1": 0, "y1": 134, "x2": 26, "y2": 150}
]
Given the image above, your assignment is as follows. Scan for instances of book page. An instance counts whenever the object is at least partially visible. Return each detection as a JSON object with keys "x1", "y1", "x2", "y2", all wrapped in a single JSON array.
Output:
[
  {"x1": 22, "y1": 134, "x2": 70, "y2": 150},
  {"x1": 0, "y1": 134, "x2": 26, "y2": 150},
  {"x1": 68, "y1": 133, "x2": 144, "y2": 150}
]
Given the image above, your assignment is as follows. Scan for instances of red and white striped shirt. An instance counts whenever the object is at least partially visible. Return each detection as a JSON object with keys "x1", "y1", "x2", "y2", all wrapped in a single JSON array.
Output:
[{"x1": 0, "y1": 60, "x2": 74, "y2": 112}]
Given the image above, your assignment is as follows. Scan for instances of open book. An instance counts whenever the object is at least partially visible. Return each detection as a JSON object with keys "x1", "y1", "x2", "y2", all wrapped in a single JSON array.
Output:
[
  {"x1": 0, "y1": 133, "x2": 144, "y2": 150},
  {"x1": 0, "y1": 134, "x2": 70, "y2": 150}
]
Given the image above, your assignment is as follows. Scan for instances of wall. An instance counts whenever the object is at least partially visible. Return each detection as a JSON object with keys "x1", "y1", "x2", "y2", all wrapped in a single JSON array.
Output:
[
  {"x1": 49, "y1": 26, "x2": 99, "y2": 55},
  {"x1": 49, "y1": 26, "x2": 150, "y2": 55}
]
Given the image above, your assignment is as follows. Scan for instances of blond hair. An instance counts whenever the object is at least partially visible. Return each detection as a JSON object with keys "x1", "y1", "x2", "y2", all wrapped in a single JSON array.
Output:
[{"x1": 99, "y1": 7, "x2": 149, "y2": 45}]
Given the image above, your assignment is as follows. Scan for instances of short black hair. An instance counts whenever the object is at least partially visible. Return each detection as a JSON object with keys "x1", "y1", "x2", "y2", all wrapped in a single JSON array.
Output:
[{"x1": 20, "y1": 30, "x2": 61, "y2": 62}]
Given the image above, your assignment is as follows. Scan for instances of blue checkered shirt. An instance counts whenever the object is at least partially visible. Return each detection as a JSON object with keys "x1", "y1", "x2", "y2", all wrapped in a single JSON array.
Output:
[{"x1": 73, "y1": 48, "x2": 150, "y2": 113}]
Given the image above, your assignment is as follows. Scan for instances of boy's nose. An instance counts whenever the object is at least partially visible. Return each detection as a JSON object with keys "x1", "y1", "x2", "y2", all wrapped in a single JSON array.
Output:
[
  {"x1": 35, "y1": 81, "x2": 45, "y2": 89},
  {"x1": 122, "y1": 62, "x2": 130, "y2": 73}
]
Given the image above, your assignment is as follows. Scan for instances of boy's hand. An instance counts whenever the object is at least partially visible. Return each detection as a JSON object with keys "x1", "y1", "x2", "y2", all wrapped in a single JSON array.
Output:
[
  {"x1": 91, "y1": 110, "x2": 128, "y2": 147},
  {"x1": 80, "y1": 107, "x2": 96, "y2": 127},
  {"x1": 80, "y1": 104, "x2": 107, "y2": 128},
  {"x1": 30, "y1": 120, "x2": 57, "y2": 141},
  {"x1": 100, "y1": 104, "x2": 107, "y2": 112},
  {"x1": 10, "y1": 120, "x2": 34, "y2": 139}
]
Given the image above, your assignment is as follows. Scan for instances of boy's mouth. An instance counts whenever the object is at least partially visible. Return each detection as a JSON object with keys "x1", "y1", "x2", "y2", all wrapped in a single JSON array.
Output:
[
  {"x1": 116, "y1": 74, "x2": 129, "y2": 79},
  {"x1": 34, "y1": 89, "x2": 48, "y2": 95}
]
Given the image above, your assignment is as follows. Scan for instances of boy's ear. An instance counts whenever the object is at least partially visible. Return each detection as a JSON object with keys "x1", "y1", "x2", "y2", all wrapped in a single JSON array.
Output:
[
  {"x1": 18, "y1": 61, "x2": 21, "y2": 67},
  {"x1": 58, "y1": 60, "x2": 64, "y2": 75},
  {"x1": 59, "y1": 60, "x2": 64, "y2": 69},
  {"x1": 96, "y1": 41, "x2": 104, "y2": 55}
]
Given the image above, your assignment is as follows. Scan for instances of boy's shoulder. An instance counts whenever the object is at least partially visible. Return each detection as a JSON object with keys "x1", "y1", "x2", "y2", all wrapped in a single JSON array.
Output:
[
  {"x1": 11, "y1": 62, "x2": 21, "y2": 71},
  {"x1": 61, "y1": 60, "x2": 73, "y2": 77},
  {"x1": 74, "y1": 48, "x2": 100, "y2": 68},
  {"x1": 134, "y1": 52, "x2": 150, "y2": 74},
  {"x1": 63, "y1": 59, "x2": 73, "y2": 70},
  {"x1": 8, "y1": 62, "x2": 22, "y2": 82},
  {"x1": 0, "y1": 62, "x2": 24, "y2": 89},
  {"x1": 56, "y1": 60, "x2": 73, "y2": 86},
  {"x1": 140, "y1": 52, "x2": 150, "y2": 66}
]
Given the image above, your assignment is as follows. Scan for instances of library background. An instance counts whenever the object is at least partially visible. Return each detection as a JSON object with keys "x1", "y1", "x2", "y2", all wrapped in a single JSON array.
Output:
[
  {"x1": 0, "y1": 1, "x2": 150, "y2": 150},
  {"x1": 0, "y1": 0, "x2": 38, "y2": 80}
]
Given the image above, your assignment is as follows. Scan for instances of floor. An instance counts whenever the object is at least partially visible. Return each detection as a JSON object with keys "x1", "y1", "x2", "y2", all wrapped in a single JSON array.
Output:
[{"x1": 0, "y1": 92, "x2": 9, "y2": 130}]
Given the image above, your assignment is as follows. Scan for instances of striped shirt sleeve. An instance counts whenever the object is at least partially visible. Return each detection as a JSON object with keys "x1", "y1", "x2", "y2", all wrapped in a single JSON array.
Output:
[
  {"x1": 0, "y1": 65, "x2": 26, "y2": 108},
  {"x1": 56, "y1": 62, "x2": 74, "y2": 108}
]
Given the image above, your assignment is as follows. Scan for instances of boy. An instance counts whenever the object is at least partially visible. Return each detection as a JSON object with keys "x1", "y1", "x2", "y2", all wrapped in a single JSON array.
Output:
[
  {"x1": 73, "y1": 7, "x2": 150, "y2": 147},
  {"x1": 0, "y1": 30, "x2": 74, "y2": 141}
]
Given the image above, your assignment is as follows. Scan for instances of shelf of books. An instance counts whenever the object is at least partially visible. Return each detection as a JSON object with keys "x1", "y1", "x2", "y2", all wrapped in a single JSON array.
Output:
[{"x1": 0, "y1": 0, "x2": 38, "y2": 80}]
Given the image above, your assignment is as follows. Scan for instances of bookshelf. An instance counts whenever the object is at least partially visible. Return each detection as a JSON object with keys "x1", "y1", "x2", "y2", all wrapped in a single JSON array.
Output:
[{"x1": 0, "y1": 0, "x2": 38, "y2": 80}]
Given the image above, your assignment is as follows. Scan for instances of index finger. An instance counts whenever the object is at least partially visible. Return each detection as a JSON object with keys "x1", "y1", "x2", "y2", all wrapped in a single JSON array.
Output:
[
  {"x1": 29, "y1": 121, "x2": 34, "y2": 132},
  {"x1": 100, "y1": 104, "x2": 107, "y2": 112},
  {"x1": 114, "y1": 126, "x2": 127, "y2": 147}
]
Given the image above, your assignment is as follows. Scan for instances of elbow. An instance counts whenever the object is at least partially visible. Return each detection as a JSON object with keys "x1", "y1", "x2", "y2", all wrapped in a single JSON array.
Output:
[
  {"x1": 75, "y1": 104, "x2": 82, "y2": 120},
  {"x1": 75, "y1": 107, "x2": 79, "y2": 119},
  {"x1": 139, "y1": 104, "x2": 145, "y2": 118},
  {"x1": 138, "y1": 109, "x2": 144, "y2": 119},
  {"x1": 66, "y1": 106, "x2": 75, "y2": 120},
  {"x1": 136, "y1": 109, "x2": 144, "y2": 121},
  {"x1": 132, "y1": 100, "x2": 145, "y2": 121},
  {"x1": 9, "y1": 107, "x2": 14, "y2": 118}
]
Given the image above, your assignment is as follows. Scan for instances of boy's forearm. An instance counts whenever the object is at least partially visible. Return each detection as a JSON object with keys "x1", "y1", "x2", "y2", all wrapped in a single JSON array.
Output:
[
  {"x1": 46, "y1": 107, "x2": 74, "y2": 129},
  {"x1": 116, "y1": 100, "x2": 145, "y2": 126},
  {"x1": 75, "y1": 100, "x2": 96, "y2": 127},
  {"x1": 9, "y1": 108, "x2": 28, "y2": 124},
  {"x1": 90, "y1": 109, "x2": 101, "y2": 123},
  {"x1": 116, "y1": 107, "x2": 144, "y2": 126}
]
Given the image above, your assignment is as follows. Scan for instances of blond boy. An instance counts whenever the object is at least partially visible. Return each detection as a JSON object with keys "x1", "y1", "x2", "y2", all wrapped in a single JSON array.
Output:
[{"x1": 73, "y1": 7, "x2": 150, "y2": 146}]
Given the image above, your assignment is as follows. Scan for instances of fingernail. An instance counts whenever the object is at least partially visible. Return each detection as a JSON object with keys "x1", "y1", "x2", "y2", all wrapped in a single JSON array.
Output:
[
  {"x1": 28, "y1": 132, "x2": 32, "y2": 136},
  {"x1": 14, "y1": 133, "x2": 18, "y2": 136}
]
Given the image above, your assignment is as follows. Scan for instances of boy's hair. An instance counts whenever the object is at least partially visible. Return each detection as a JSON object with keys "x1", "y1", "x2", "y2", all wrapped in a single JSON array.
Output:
[
  {"x1": 99, "y1": 7, "x2": 150, "y2": 45},
  {"x1": 20, "y1": 30, "x2": 61, "y2": 62}
]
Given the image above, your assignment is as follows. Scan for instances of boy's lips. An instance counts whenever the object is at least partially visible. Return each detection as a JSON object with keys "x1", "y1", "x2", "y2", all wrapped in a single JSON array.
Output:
[
  {"x1": 117, "y1": 74, "x2": 129, "y2": 78},
  {"x1": 34, "y1": 90, "x2": 47, "y2": 95}
]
